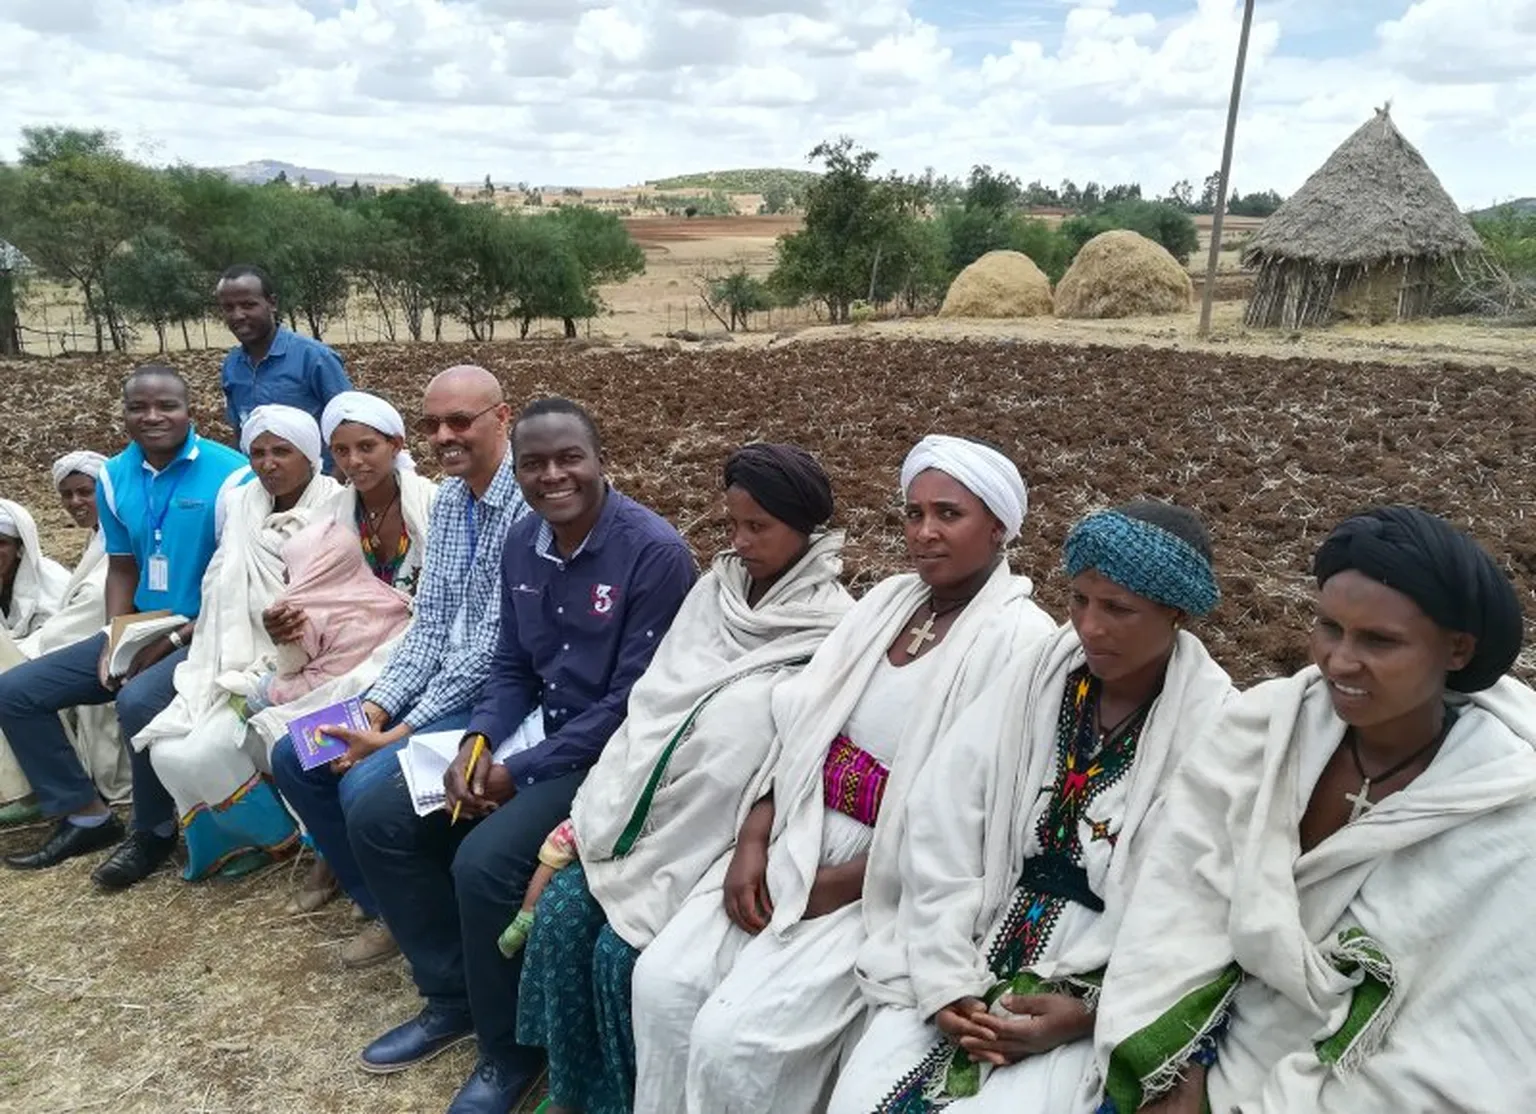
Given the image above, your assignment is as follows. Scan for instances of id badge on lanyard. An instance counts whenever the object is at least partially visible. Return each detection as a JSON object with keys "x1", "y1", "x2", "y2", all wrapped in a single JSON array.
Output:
[{"x1": 148, "y1": 530, "x2": 170, "y2": 591}]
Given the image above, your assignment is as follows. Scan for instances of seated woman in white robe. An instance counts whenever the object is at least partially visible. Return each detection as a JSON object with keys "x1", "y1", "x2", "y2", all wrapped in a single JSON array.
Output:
[
  {"x1": 0, "y1": 453, "x2": 130, "y2": 825},
  {"x1": 631, "y1": 435, "x2": 1056, "y2": 1114},
  {"x1": 0, "y1": 496, "x2": 72, "y2": 820},
  {"x1": 827, "y1": 501, "x2": 1233, "y2": 1114},
  {"x1": 1091, "y1": 505, "x2": 1536, "y2": 1114},
  {"x1": 515, "y1": 443, "x2": 854, "y2": 1114},
  {"x1": 138, "y1": 406, "x2": 338, "y2": 880},
  {"x1": 256, "y1": 391, "x2": 435, "y2": 963}
]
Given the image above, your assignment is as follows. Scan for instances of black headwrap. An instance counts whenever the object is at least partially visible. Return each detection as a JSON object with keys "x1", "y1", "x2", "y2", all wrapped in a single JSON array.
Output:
[
  {"x1": 723, "y1": 443, "x2": 835, "y2": 536},
  {"x1": 1313, "y1": 505, "x2": 1523, "y2": 692}
]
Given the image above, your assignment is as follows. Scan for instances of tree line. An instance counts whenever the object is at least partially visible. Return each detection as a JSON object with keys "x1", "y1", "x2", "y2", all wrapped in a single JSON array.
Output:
[
  {"x1": 740, "y1": 139, "x2": 1259, "y2": 326},
  {"x1": 0, "y1": 127, "x2": 645, "y2": 355}
]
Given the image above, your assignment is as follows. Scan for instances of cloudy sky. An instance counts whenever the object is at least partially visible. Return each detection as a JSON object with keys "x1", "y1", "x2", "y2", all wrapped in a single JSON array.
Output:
[{"x1": 2, "y1": 0, "x2": 1530, "y2": 206}]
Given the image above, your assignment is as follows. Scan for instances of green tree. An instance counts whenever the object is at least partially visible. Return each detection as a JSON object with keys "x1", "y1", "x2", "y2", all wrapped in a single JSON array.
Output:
[
  {"x1": 769, "y1": 138, "x2": 924, "y2": 323},
  {"x1": 102, "y1": 226, "x2": 207, "y2": 351},
  {"x1": 1228, "y1": 189, "x2": 1284, "y2": 218},
  {"x1": 5, "y1": 127, "x2": 174, "y2": 351},
  {"x1": 704, "y1": 269, "x2": 774, "y2": 330},
  {"x1": 545, "y1": 205, "x2": 645, "y2": 336},
  {"x1": 760, "y1": 180, "x2": 792, "y2": 214},
  {"x1": 245, "y1": 186, "x2": 360, "y2": 338},
  {"x1": 1061, "y1": 199, "x2": 1201, "y2": 265},
  {"x1": 364, "y1": 182, "x2": 467, "y2": 340}
]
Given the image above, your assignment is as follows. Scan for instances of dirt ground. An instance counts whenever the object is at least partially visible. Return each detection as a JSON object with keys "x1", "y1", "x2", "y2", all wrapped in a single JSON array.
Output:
[{"x1": 4, "y1": 335, "x2": 1536, "y2": 1112}]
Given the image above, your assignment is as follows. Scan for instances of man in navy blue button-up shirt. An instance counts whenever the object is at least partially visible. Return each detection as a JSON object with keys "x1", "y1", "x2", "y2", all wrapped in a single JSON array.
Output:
[
  {"x1": 348, "y1": 397, "x2": 695, "y2": 1111},
  {"x1": 216, "y1": 264, "x2": 352, "y2": 467}
]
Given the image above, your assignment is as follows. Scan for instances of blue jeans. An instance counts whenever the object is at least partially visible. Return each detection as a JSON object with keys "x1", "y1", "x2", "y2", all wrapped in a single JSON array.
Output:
[
  {"x1": 270, "y1": 711, "x2": 469, "y2": 918},
  {"x1": 0, "y1": 631, "x2": 186, "y2": 832},
  {"x1": 348, "y1": 763, "x2": 585, "y2": 1066}
]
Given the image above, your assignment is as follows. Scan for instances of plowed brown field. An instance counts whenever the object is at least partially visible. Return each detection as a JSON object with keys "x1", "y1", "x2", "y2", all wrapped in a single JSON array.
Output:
[{"x1": 5, "y1": 337, "x2": 1535, "y2": 684}]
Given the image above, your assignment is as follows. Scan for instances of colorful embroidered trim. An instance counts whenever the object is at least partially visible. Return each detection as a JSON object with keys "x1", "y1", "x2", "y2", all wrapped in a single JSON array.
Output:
[{"x1": 823, "y1": 734, "x2": 890, "y2": 827}]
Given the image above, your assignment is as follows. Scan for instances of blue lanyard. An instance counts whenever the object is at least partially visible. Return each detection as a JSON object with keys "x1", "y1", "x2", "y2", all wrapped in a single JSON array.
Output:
[
  {"x1": 142, "y1": 462, "x2": 187, "y2": 552},
  {"x1": 465, "y1": 499, "x2": 482, "y2": 561}
]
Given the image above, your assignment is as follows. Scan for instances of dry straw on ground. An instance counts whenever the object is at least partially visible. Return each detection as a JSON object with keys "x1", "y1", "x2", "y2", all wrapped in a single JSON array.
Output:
[
  {"x1": 1054, "y1": 230, "x2": 1194, "y2": 319},
  {"x1": 938, "y1": 250, "x2": 1054, "y2": 319},
  {"x1": 4, "y1": 336, "x2": 1536, "y2": 1111}
]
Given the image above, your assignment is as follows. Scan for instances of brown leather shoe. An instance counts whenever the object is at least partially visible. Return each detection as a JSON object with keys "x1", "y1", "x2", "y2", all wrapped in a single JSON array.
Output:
[
  {"x1": 285, "y1": 859, "x2": 339, "y2": 915},
  {"x1": 341, "y1": 921, "x2": 400, "y2": 969}
]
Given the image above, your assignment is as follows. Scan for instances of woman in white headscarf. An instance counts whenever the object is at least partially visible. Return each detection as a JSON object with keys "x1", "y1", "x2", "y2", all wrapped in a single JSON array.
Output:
[
  {"x1": 631, "y1": 435, "x2": 1057, "y2": 1114},
  {"x1": 259, "y1": 392, "x2": 437, "y2": 960},
  {"x1": 0, "y1": 454, "x2": 132, "y2": 824},
  {"x1": 138, "y1": 405, "x2": 338, "y2": 880},
  {"x1": 0, "y1": 496, "x2": 73, "y2": 818}
]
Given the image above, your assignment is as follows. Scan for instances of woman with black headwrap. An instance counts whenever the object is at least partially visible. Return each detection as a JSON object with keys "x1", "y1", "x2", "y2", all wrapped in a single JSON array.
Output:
[
  {"x1": 1093, "y1": 505, "x2": 1536, "y2": 1114},
  {"x1": 514, "y1": 443, "x2": 854, "y2": 1114}
]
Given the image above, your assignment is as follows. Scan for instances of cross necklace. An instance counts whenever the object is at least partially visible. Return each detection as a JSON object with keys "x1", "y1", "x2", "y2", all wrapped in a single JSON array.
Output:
[
  {"x1": 1343, "y1": 712, "x2": 1453, "y2": 822},
  {"x1": 905, "y1": 594, "x2": 975, "y2": 656}
]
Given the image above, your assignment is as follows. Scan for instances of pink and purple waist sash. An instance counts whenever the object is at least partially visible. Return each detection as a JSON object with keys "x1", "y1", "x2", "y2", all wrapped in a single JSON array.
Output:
[{"x1": 823, "y1": 734, "x2": 890, "y2": 827}]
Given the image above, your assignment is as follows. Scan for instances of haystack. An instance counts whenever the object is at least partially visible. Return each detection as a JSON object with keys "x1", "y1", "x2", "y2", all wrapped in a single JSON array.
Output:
[
  {"x1": 939, "y1": 250, "x2": 1053, "y2": 318},
  {"x1": 1053, "y1": 230, "x2": 1192, "y2": 319},
  {"x1": 1244, "y1": 108, "x2": 1482, "y2": 327}
]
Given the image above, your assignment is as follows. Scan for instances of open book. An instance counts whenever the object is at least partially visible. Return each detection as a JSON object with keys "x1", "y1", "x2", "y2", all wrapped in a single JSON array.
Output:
[
  {"x1": 106, "y1": 611, "x2": 189, "y2": 678},
  {"x1": 397, "y1": 709, "x2": 546, "y2": 817}
]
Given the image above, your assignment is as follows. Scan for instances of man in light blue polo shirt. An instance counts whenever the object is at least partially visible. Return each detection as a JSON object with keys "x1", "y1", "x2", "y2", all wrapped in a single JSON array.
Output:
[
  {"x1": 0, "y1": 365, "x2": 249, "y2": 890},
  {"x1": 217, "y1": 263, "x2": 352, "y2": 468}
]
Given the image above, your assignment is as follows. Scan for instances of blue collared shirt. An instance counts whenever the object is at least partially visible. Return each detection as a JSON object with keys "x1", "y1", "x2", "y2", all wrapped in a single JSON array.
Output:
[
  {"x1": 468, "y1": 488, "x2": 697, "y2": 787},
  {"x1": 220, "y1": 326, "x2": 353, "y2": 457},
  {"x1": 367, "y1": 449, "x2": 529, "y2": 731},
  {"x1": 96, "y1": 430, "x2": 251, "y2": 618}
]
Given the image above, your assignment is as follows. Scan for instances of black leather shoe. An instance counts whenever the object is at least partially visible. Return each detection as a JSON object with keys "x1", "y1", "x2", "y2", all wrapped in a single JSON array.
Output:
[
  {"x1": 357, "y1": 1007, "x2": 474, "y2": 1075},
  {"x1": 446, "y1": 1057, "x2": 542, "y2": 1114},
  {"x1": 4, "y1": 815, "x2": 125, "y2": 870},
  {"x1": 90, "y1": 829, "x2": 178, "y2": 890}
]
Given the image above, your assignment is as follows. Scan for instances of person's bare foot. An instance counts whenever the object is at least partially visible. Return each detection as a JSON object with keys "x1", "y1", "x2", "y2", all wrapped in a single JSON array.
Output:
[{"x1": 285, "y1": 858, "x2": 339, "y2": 915}]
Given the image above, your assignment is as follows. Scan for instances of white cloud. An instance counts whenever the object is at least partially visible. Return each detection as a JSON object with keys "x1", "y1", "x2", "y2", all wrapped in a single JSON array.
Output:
[{"x1": 0, "y1": 0, "x2": 1529, "y2": 206}]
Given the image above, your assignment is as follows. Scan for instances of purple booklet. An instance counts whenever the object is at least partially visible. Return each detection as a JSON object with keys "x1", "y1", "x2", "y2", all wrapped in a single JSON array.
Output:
[{"x1": 287, "y1": 697, "x2": 370, "y2": 772}]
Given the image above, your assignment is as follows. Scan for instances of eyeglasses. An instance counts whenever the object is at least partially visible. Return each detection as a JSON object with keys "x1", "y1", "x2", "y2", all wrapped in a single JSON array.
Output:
[{"x1": 413, "y1": 402, "x2": 500, "y2": 437}]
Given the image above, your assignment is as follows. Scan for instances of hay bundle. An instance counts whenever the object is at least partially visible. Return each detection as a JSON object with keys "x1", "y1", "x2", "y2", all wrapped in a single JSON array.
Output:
[
  {"x1": 1054, "y1": 230, "x2": 1192, "y2": 319},
  {"x1": 939, "y1": 250, "x2": 1054, "y2": 318}
]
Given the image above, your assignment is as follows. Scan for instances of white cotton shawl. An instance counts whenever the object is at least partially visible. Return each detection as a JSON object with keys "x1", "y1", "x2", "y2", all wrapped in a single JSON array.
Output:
[
  {"x1": 573, "y1": 532, "x2": 855, "y2": 948},
  {"x1": 133, "y1": 472, "x2": 339, "y2": 752},
  {"x1": 860, "y1": 625, "x2": 1234, "y2": 1018},
  {"x1": 1092, "y1": 666, "x2": 1536, "y2": 1114},
  {"x1": 0, "y1": 498, "x2": 70, "y2": 639},
  {"x1": 763, "y1": 562, "x2": 1056, "y2": 945},
  {"x1": 246, "y1": 469, "x2": 437, "y2": 749}
]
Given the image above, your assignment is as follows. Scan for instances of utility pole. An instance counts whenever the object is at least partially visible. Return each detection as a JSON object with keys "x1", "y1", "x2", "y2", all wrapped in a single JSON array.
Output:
[{"x1": 1199, "y1": 0, "x2": 1256, "y2": 338}]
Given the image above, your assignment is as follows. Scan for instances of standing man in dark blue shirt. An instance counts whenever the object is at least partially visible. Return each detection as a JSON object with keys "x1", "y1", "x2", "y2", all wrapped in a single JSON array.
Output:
[
  {"x1": 216, "y1": 264, "x2": 352, "y2": 468},
  {"x1": 347, "y1": 397, "x2": 696, "y2": 1114}
]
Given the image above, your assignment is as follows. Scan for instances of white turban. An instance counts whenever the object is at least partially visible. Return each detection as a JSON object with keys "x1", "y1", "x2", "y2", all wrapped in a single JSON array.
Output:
[
  {"x1": 0, "y1": 503, "x2": 17, "y2": 539},
  {"x1": 51, "y1": 450, "x2": 108, "y2": 489},
  {"x1": 241, "y1": 404, "x2": 324, "y2": 470},
  {"x1": 899, "y1": 434, "x2": 1029, "y2": 542},
  {"x1": 319, "y1": 391, "x2": 415, "y2": 471}
]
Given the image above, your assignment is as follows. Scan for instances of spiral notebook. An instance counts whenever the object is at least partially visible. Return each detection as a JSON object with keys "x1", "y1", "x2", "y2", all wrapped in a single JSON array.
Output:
[{"x1": 396, "y1": 710, "x2": 546, "y2": 817}]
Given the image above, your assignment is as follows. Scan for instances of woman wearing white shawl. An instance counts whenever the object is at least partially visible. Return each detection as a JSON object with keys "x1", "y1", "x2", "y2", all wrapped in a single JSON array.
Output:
[
  {"x1": 632, "y1": 435, "x2": 1055, "y2": 1114},
  {"x1": 1092, "y1": 505, "x2": 1536, "y2": 1114},
  {"x1": 139, "y1": 405, "x2": 338, "y2": 880},
  {"x1": 514, "y1": 444, "x2": 853, "y2": 1114},
  {"x1": 262, "y1": 392, "x2": 436, "y2": 957},
  {"x1": 0, "y1": 454, "x2": 130, "y2": 821},
  {"x1": 826, "y1": 501, "x2": 1233, "y2": 1114},
  {"x1": 0, "y1": 496, "x2": 74, "y2": 813}
]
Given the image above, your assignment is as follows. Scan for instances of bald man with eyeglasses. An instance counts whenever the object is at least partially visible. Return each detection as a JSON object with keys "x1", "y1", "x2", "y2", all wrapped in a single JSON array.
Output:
[{"x1": 269, "y1": 365, "x2": 531, "y2": 968}]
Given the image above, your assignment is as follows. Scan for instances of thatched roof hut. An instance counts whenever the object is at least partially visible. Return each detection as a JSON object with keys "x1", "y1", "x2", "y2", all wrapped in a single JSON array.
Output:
[{"x1": 1243, "y1": 108, "x2": 1481, "y2": 328}]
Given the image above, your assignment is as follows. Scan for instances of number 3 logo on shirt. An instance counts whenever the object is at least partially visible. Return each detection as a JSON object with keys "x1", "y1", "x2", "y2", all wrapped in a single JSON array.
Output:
[{"x1": 591, "y1": 583, "x2": 618, "y2": 616}]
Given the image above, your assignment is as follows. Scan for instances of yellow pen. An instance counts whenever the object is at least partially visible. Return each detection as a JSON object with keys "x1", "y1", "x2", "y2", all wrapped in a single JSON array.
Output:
[{"x1": 452, "y1": 735, "x2": 488, "y2": 825}]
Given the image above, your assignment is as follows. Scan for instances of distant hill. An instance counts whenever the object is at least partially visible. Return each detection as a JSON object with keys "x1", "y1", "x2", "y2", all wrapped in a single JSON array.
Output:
[
  {"x1": 1470, "y1": 198, "x2": 1536, "y2": 219},
  {"x1": 645, "y1": 168, "x2": 819, "y2": 193},
  {"x1": 217, "y1": 159, "x2": 409, "y2": 188}
]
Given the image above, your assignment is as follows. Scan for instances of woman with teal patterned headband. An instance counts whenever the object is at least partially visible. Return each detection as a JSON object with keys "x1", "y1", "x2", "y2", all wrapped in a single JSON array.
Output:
[{"x1": 828, "y1": 500, "x2": 1234, "y2": 1114}]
